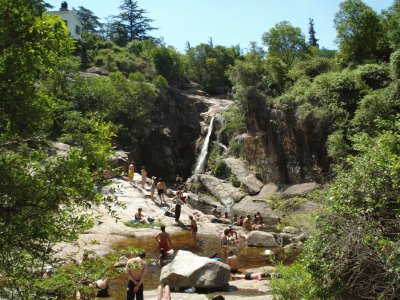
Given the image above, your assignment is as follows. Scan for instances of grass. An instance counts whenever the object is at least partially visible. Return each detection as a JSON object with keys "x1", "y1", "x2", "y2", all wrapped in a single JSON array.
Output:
[{"x1": 123, "y1": 219, "x2": 163, "y2": 228}]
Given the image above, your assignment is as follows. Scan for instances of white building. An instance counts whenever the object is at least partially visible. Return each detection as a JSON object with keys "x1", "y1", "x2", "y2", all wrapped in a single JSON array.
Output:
[{"x1": 49, "y1": 1, "x2": 82, "y2": 40}]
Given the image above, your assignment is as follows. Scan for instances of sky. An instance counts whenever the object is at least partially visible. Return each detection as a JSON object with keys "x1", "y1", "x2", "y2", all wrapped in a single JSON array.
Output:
[{"x1": 47, "y1": 0, "x2": 394, "y2": 52}]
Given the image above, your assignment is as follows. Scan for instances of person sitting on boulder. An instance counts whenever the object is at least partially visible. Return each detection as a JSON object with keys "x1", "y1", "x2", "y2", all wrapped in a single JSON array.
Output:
[
  {"x1": 211, "y1": 205, "x2": 220, "y2": 217},
  {"x1": 242, "y1": 215, "x2": 252, "y2": 231},
  {"x1": 251, "y1": 220, "x2": 264, "y2": 231},
  {"x1": 235, "y1": 215, "x2": 244, "y2": 226}
]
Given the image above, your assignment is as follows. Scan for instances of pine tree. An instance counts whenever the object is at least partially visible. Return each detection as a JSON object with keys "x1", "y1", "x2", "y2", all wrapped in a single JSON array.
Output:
[
  {"x1": 115, "y1": 0, "x2": 155, "y2": 43},
  {"x1": 308, "y1": 18, "x2": 319, "y2": 47}
]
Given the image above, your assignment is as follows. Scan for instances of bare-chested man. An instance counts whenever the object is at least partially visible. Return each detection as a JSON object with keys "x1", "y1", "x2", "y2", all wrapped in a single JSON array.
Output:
[
  {"x1": 227, "y1": 250, "x2": 240, "y2": 274},
  {"x1": 155, "y1": 225, "x2": 173, "y2": 252},
  {"x1": 156, "y1": 179, "x2": 167, "y2": 204},
  {"x1": 242, "y1": 215, "x2": 252, "y2": 231},
  {"x1": 126, "y1": 253, "x2": 147, "y2": 300}
]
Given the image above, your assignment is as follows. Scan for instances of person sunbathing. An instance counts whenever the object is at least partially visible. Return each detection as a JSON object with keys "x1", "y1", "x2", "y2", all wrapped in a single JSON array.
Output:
[{"x1": 232, "y1": 272, "x2": 271, "y2": 280}]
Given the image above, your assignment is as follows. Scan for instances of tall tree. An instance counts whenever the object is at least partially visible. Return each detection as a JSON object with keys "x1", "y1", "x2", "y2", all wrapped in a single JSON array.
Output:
[
  {"x1": 262, "y1": 21, "x2": 308, "y2": 67},
  {"x1": 308, "y1": 18, "x2": 319, "y2": 47},
  {"x1": 0, "y1": 0, "x2": 118, "y2": 297},
  {"x1": 382, "y1": 0, "x2": 400, "y2": 51},
  {"x1": 116, "y1": 0, "x2": 155, "y2": 43},
  {"x1": 74, "y1": 6, "x2": 103, "y2": 34},
  {"x1": 334, "y1": 0, "x2": 384, "y2": 65}
]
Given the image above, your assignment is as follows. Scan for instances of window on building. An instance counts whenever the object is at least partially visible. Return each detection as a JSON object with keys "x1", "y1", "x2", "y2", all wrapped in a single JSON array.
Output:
[{"x1": 75, "y1": 25, "x2": 81, "y2": 35}]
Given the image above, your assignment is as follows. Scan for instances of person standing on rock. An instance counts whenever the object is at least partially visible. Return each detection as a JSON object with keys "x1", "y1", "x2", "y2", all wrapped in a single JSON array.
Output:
[
  {"x1": 150, "y1": 176, "x2": 157, "y2": 201},
  {"x1": 155, "y1": 225, "x2": 173, "y2": 252},
  {"x1": 156, "y1": 179, "x2": 167, "y2": 204},
  {"x1": 126, "y1": 252, "x2": 147, "y2": 300},
  {"x1": 128, "y1": 162, "x2": 134, "y2": 184},
  {"x1": 140, "y1": 166, "x2": 147, "y2": 189},
  {"x1": 189, "y1": 215, "x2": 198, "y2": 247},
  {"x1": 172, "y1": 189, "x2": 184, "y2": 222}
]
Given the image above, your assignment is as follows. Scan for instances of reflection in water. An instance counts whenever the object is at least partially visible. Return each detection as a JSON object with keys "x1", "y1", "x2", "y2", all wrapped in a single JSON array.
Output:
[{"x1": 106, "y1": 231, "x2": 274, "y2": 299}]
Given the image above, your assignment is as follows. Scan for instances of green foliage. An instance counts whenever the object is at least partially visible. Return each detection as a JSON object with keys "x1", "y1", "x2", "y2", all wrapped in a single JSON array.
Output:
[
  {"x1": 124, "y1": 219, "x2": 163, "y2": 228},
  {"x1": 262, "y1": 21, "x2": 308, "y2": 67},
  {"x1": 351, "y1": 87, "x2": 399, "y2": 135},
  {"x1": 221, "y1": 104, "x2": 246, "y2": 137},
  {"x1": 334, "y1": 0, "x2": 385, "y2": 66},
  {"x1": 304, "y1": 119, "x2": 400, "y2": 299},
  {"x1": 0, "y1": 0, "x2": 74, "y2": 138},
  {"x1": 288, "y1": 56, "x2": 333, "y2": 81},
  {"x1": 229, "y1": 174, "x2": 240, "y2": 188},
  {"x1": 382, "y1": 0, "x2": 400, "y2": 50},
  {"x1": 113, "y1": 0, "x2": 155, "y2": 44},
  {"x1": 147, "y1": 46, "x2": 186, "y2": 82},
  {"x1": 355, "y1": 63, "x2": 390, "y2": 89},
  {"x1": 186, "y1": 43, "x2": 241, "y2": 94},
  {"x1": 390, "y1": 49, "x2": 400, "y2": 79},
  {"x1": 271, "y1": 262, "x2": 320, "y2": 300},
  {"x1": 35, "y1": 246, "x2": 143, "y2": 298},
  {"x1": 208, "y1": 147, "x2": 226, "y2": 178}
]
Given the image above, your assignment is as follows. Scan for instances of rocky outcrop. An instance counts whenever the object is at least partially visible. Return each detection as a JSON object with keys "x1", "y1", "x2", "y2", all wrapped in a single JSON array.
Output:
[
  {"x1": 231, "y1": 183, "x2": 279, "y2": 227},
  {"x1": 139, "y1": 84, "x2": 232, "y2": 181},
  {"x1": 247, "y1": 231, "x2": 279, "y2": 247},
  {"x1": 241, "y1": 91, "x2": 331, "y2": 184},
  {"x1": 160, "y1": 250, "x2": 231, "y2": 288},
  {"x1": 224, "y1": 157, "x2": 264, "y2": 195},
  {"x1": 196, "y1": 174, "x2": 245, "y2": 205}
]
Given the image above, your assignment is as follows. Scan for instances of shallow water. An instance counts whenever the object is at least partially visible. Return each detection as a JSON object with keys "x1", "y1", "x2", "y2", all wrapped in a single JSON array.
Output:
[{"x1": 106, "y1": 231, "x2": 274, "y2": 299}]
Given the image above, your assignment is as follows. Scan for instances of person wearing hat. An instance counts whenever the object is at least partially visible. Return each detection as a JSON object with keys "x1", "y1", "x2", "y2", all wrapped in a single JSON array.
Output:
[
  {"x1": 92, "y1": 279, "x2": 109, "y2": 298},
  {"x1": 126, "y1": 253, "x2": 147, "y2": 300}
]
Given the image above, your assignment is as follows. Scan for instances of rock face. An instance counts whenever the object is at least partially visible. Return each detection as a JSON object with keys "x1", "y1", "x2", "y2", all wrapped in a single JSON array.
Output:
[
  {"x1": 247, "y1": 231, "x2": 279, "y2": 247},
  {"x1": 224, "y1": 157, "x2": 264, "y2": 195},
  {"x1": 160, "y1": 250, "x2": 231, "y2": 288},
  {"x1": 196, "y1": 174, "x2": 245, "y2": 204},
  {"x1": 242, "y1": 92, "x2": 330, "y2": 184}
]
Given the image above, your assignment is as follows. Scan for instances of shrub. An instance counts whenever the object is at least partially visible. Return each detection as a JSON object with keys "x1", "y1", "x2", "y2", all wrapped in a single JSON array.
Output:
[
  {"x1": 270, "y1": 262, "x2": 319, "y2": 300},
  {"x1": 390, "y1": 49, "x2": 400, "y2": 80},
  {"x1": 229, "y1": 174, "x2": 240, "y2": 188},
  {"x1": 356, "y1": 63, "x2": 390, "y2": 89}
]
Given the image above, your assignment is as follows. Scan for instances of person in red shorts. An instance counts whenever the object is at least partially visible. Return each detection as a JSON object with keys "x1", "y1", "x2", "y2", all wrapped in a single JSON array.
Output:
[{"x1": 155, "y1": 225, "x2": 173, "y2": 252}]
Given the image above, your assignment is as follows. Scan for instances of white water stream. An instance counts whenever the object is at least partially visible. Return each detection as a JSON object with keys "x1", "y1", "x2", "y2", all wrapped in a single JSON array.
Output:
[{"x1": 194, "y1": 117, "x2": 215, "y2": 174}]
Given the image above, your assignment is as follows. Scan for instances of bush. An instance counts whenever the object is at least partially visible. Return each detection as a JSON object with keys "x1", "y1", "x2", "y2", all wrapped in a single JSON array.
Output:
[
  {"x1": 356, "y1": 63, "x2": 390, "y2": 89},
  {"x1": 270, "y1": 262, "x2": 320, "y2": 300},
  {"x1": 390, "y1": 49, "x2": 400, "y2": 80},
  {"x1": 208, "y1": 147, "x2": 226, "y2": 178},
  {"x1": 229, "y1": 174, "x2": 240, "y2": 188}
]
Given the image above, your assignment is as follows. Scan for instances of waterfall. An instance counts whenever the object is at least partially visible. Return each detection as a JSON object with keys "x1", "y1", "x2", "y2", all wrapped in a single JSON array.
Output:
[{"x1": 194, "y1": 117, "x2": 215, "y2": 174}]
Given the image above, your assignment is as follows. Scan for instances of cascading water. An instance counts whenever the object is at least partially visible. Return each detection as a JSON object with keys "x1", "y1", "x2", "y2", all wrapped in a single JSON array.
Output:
[{"x1": 194, "y1": 117, "x2": 215, "y2": 174}]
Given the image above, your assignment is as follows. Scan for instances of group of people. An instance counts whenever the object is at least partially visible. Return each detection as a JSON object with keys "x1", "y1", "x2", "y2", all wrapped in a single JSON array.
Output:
[{"x1": 232, "y1": 212, "x2": 264, "y2": 231}]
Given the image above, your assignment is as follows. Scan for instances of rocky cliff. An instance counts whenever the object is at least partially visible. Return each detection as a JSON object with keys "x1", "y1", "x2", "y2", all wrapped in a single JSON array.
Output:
[{"x1": 240, "y1": 93, "x2": 329, "y2": 184}]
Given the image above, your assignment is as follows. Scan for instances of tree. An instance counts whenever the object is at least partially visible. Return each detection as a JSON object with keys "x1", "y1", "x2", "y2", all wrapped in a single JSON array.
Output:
[
  {"x1": 308, "y1": 18, "x2": 319, "y2": 47},
  {"x1": 74, "y1": 6, "x2": 103, "y2": 34},
  {"x1": 0, "y1": 1, "x2": 119, "y2": 298},
  {"x1": 382, "y1": 0, "x2": 400, "y2": 50},
  {"x1": 115, "y1": 0, "x2": 155, "y2": 43},
  {"x1": 334, "y1": 0, "x2": 384, "y2": 65},
  {"x1": 262, "y1": 21, "x2": 308, "y2": 67}
]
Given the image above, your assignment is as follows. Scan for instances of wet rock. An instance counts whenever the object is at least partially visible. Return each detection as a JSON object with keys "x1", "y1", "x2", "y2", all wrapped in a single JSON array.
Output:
[
  {"x1": 224, "y1": 157, "x2": 264, "y2": 195},
  {"x1": 160, "y1": 250, "x2": 230, "y2": 288},
  {"x1": 247, "y1": 231, "x2": 279, "y2": 247}
]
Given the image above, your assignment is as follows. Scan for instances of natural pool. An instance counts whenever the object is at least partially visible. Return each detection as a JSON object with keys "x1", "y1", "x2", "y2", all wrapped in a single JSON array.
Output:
[{"x1": 106, "y1": 231, "x2": 274, "y2": 299}]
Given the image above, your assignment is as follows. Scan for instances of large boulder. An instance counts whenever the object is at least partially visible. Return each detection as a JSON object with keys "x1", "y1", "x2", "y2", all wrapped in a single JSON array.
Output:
[
  {"x1": 224, "y1": 157, "x2": 264, "y2": 195},
  {"x1": 247, "y1": 231, "x2": 279, "y2": 247},
  {"x1": 197, "y1": 174, "x2": 245, "y2": 204},
  {"x1": 160, "y1": 250, "x2": 230, "y2": 288}
]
